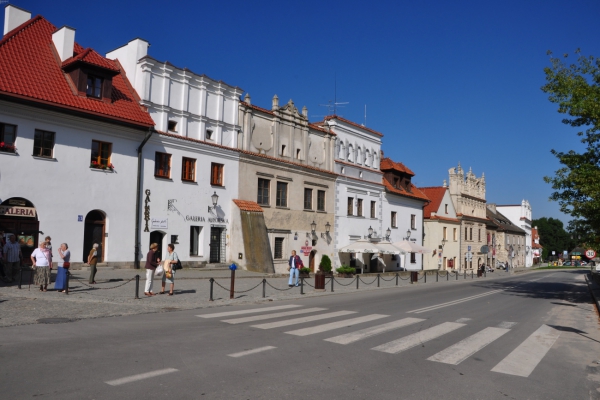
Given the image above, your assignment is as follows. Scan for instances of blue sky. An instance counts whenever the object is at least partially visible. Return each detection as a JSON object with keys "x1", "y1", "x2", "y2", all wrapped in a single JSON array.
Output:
[{"x1": 9, "y1": 0, "x2": 600, "y2": 227}]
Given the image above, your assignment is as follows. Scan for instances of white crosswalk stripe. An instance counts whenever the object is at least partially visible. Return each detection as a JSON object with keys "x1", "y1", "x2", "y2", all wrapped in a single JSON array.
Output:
[
  {"x1": 497, "y1": 321, "x2": 517, "y2": 329},
  {"x1": 325, "y1": 318, "x2": 425, "y2": 345},
  {"x1": 286, "y1": 314, "x2": 389, "y2": 336},
  {"x1": 228, "y1": 346, "x2": 276, "y2": 358},
  {"x1": 372, "y1": 322, "x2": 466, "y2": 354},
  {"x1": 407, "y1": 290, "x2": 505, "y2": 314},
  {"x1": 427, "y1": 327, "x2": 510, "y2": 365},
  {"x1": 251, "y1": 311, "x2": 357, "y2": 329},
  {"x1": 491, "y1": 324, "x2": 560, "y2": 377},
  {"x1": 196, "y1": 305, "x2": 301, "y2": 318},
  {"x1": 222, "y1": 307, "x2": 327, "y2": 324}
]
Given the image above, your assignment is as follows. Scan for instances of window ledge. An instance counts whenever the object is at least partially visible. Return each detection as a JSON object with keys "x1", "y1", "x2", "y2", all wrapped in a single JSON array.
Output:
[
  {"x1": 154, "y1": 176, "x2": 172, "y2": 181},
  {"x1": 90, "y1": 167, "x2": 115, "y2": 173},
  {"x1": 316, "y1": 210, "x2": 327, "y2": 213},
  {"x1": 276, "y1": 206, "x2": 290, "y2": 210},
  {"x1": 259, "y1": 204, "x2": 270, "y2": 208},
  {"x1": 182, "y1": 180, "x2": 198, "y2": 185},
  {"x1": 32, "y1": 156, "x2": 57, "y2": 162},
  {"x1": 211, "y1": 185, "x2": 225, "y2": 188},
  {"x1": 0, "y1": 151, "x2": 18, "y2": 156},
  {"x1": 303, "y1": 209, "x2": 315, "y2": 212}
]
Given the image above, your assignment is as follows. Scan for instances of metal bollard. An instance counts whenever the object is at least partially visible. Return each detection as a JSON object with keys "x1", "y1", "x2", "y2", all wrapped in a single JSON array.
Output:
[
  {"x1": 300, "y1": 277, "x2": 304, "y2": 295},
  {"x1": 456, "y1": 271, "x2": 458, "y2": 280},
  {"x1": 356, "y1": 276, "x2": 359, "y2": 289},
  {"x1": 436, "y1": 271, "x2": 439, "y2": 282},
  {"x1": 209, "y1": 278, "x2": 214, "y2": 301},
  {"x1": 447, "y1": 271, "x2": 449, "y2": 281},
  {"x1": 262, "y1": 279, "x2": 266, "y2": 298},
  {"x1": 18, "y1": 267, "x2": 23, "y2": 289},
  {"x1": 331, "y1": 275, "x2": 334, "y2": 292},
  {"x1": 377, "y1": 274, "x2": 380, "y2": 287},
  {"x1": 134, "y1": 274, "x2": 140, "y2": 299},
  {"x1": 65, "y1": 270, "x2": 69, "y2": 295},
  {"x1": 424, "y1": 272, "x2": 427, "y2": 284},
  {"x1": 230, "y1": 269, "x2": 235, "y2": 300},
  {"x1": 464, "y1": 271, "x2": 466, "y2": 279},
  {"x1": 471, "y1": 271, "x2": 473, "y2": 279},
  {"x1": 396, "y1": 273, "x2": 399, "y2": 286}
]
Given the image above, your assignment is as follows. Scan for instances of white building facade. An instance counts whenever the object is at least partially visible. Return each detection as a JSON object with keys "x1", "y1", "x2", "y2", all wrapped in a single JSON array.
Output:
[{"x1": 497, "y1": 200, "x2": 533, "y2": 267}]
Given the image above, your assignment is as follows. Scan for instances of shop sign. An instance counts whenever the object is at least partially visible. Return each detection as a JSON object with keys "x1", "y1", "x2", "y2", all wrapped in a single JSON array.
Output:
[
  {"x1": 208, "y1": 217, "x2": 228, "y2": 223},
  {"x1": 0, "y1": 205, "x2": 36, "y2": 217},
  {"x1": 151, "y1": 217, "x2": 168, "y2": 229},
  {"x1": 186, "y1": 215, "x2": 206, "y2": 222},
  {"x1": 301, "y1": 246, "x2": 312, "y2": 256}
]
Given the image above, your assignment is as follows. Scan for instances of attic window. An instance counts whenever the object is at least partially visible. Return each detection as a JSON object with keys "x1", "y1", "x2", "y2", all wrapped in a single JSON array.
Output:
[
  {"x1": 86, "y1": 75, "x2": 103, "y2": 98},
  {"x1": 296, "y1": 149, "x2": 301, "y2": 159},
  {"x1": 281, "y1": 145, "x2": 286, "y2": 156},
  {"x1": 168, "y1": 120, "x2": 177, "y2": 132},
  {"x1": 394, "y1": 178, "x2": 399, "y2": 188},
  {"x1": 206, "y1": 129, "x2": 213, "y2": 140}
]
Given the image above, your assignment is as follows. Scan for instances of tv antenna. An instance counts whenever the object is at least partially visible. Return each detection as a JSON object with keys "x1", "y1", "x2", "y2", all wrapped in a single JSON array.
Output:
[{"x1": 319, "y1": 73, "x2": 348, "y2": 116}]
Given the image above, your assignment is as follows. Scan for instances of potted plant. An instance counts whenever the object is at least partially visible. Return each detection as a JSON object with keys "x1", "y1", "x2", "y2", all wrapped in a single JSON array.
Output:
[
  {"x1": 336, "y1": 265, "x2": 355, "y2": 278},
  {"x1": 299, "y1": 267, "x2": 311, "y2": 278},
  {"x1": 318, "y1": 255, "x2": 333, "y2": 276}
]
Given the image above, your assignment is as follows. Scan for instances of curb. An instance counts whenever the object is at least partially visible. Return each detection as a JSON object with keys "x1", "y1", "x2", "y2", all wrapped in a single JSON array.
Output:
[{"x1": 584, "y1": 273, "x2": 600, "y2": 314}]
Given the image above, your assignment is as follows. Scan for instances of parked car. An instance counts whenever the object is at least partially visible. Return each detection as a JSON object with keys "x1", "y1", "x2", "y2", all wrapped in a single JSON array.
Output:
[
  {"x1": 496, "y1": 262, "x2": 505, "y2": 269},
  {"x1": 563, "y1": 261, "x2": 572, "y2": 266},
  {"x1": 581, "y1": 261, "x2": 588, "y2": 266}
]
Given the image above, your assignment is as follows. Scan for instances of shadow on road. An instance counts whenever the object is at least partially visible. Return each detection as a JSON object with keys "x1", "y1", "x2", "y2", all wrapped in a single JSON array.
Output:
[{"x1": 548, "y1": 324, "x2": 600, "y2": 344}]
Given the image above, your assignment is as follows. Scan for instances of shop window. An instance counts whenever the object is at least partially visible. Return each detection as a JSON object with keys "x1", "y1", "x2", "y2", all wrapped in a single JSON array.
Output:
[
  {"x1": 33, "y1": 129, "x2": 55, "y2": 158},
  {"x1": 86, "y1": 75, "x2": 103, "y2": 98},
  {"x1": 190, "y1": 226, "x2": 202, "y2": 256},
  {"x1": 276, "y1": 182, "x2": 288, "y2": 207},
  {"x1": 304, "y1": 188, "x2": 313, "y2": 210},
  {"x1": 91, "y1": 140, "x2": 112, "y2": 169},
  {"x1": 257, "y1": 178, "x2": 270, "y2": 205},
  {"x1": 182, "y1": 157, "x2": 196, "y2": 182},
  {"x1": 410, "y1": 253, "x2": 416, "y2": 263},
  {"x1": 317, "y1": 190, "x2": 326, "y2": 212},
  {"x1": 370, "y1": 201, "x2": 376, "y2": 218},
  {"x1": 411, "y1": 214, "x2": 416, "y2": 229},
  {"x1": 274, "y1": 237, "x2": 284, "y2": 259},
  {"x1": 0, "y1": 122, "x2": 17, "y2": 153},
  {"x1": 154, "y1": 152, "x2": 171, "y2": 178},
  {"x1": 168, "y1": 120, "x2": 177, "y2": 132},
  {"x1": 347, "y1": 197, "x2": 353, "y2": 216},
  {"x1": 211, "y1": 163, "x2": 224, "y2": 186},
  {"x1": 357, "y1": 199, "x2": 363, "y2": 217},
  {"x1": 391, "y1": 212, "x2": 397, "y2": 228}
]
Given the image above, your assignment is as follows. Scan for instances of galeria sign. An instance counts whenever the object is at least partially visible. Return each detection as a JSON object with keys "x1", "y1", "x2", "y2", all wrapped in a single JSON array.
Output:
[{"x1": 0, "y1": 205, "x2": 36, "y2": 217}]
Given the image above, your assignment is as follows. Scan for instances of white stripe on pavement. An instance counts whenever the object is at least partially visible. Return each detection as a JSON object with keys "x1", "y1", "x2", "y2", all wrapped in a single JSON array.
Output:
[
  {"x1": 251, "y1": 311, "x2": 357, "y2": 329},
  {"x1": 407, "y1": 290, "x2": 505, "y2": 314},
  {"x1": 372, "y1": 322, "x2": 466, "y2": 354},
  {"x1": 491, "y1": 324, "x2": 560, "y2": 377},
  {"x1": 228, "y1": 346, "x2": 277, "y2": 358},
  {"x1": 455, "y1": 318, "x2": 472, "y2": 323},
  {"x1": 325, "y1": 318, "x2": 425, "y2": 345},
  {"x1": 497, "y1": 321, "x2": 517, "y2": 329},
  {"x1": 285, "y1": 314, "x2": 389, "y2": 336},
  {"x1": 427, "y1": 327, "x2": 510, "y2": 365},
  {"x1": 196, "y1": 305, "x2": 301, "y2": 318},
  {"x1": 105, "y1": 368, "x2": 178, "y2": 386},
  {"x1": 222, "y1": 308, "x2": 327, "y2": 324}
]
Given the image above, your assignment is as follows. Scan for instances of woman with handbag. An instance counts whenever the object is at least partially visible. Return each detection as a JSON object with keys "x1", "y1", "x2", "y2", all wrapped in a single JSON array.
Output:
[
  {"x1": 54, "y1": 243, "x2": 70, "y2": 293},
  {"x1": 160, "y1": 243, "x2": 179, "y2": 296},
  {"x1": 144, "y1": 243, "x2": 160, "y2": 296},
  {"x1": 31, "y1": 241, "x2": 52, "y2": 292}
]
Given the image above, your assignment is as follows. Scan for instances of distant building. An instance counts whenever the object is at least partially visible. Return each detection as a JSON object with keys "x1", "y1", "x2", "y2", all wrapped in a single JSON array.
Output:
[
  {"x1": 421, "y1": 185, "x2": 460, "y2": 270},
  {"x1": 486, "y1": 204, "x2": 527, "y2": 268},
  {"x1": 497, "y1": 200, "x2": 533, "y2": 267},
  {"x1": 532, "y1": 226, "x2": 543, "y2": 264}
]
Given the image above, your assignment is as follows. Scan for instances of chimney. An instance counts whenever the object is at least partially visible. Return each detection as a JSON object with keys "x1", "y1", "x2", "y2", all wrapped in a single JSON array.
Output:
[
  {"x1": 52, "y1": 26, "x2": 76, "y2": 62},
  {"x1": 302, "y1": 106, "x2": 307, "y2": 118},
  {"x1": 4, "y1": 5, "x2": 31, "y2": 36}
]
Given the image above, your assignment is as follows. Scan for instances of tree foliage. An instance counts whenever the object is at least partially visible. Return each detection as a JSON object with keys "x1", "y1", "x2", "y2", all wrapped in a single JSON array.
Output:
[
  {"x1": 541, "y1": 50, "x2": 600, "y2": 246},
  {"x1": 532, "y1": 217, "x2": 575, "y2": 259}
]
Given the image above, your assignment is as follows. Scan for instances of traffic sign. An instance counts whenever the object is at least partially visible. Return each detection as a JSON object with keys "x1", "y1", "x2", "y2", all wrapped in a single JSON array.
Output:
[
  {"x1": 466, "y1": 252, "x2": 472, "y2": 260},
  {"x1": 480, "y1": 245, "x2": 489, "y2": 254},
  {"x1": 468, "y1": 246, "x2": 471, "y2": 251},
  {"x1": 585, "y1": 249, "x2": 597, "y2": 259}
]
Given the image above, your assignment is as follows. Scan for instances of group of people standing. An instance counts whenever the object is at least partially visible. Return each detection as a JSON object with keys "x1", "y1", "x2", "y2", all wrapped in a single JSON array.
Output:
[{"x1": 144, "y1": 242, "x2": 180, "y2": 296}]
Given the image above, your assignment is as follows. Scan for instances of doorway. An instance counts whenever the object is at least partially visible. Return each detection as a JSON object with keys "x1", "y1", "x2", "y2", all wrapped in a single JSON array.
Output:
[
  {"x1": 369, "y1": 254, "x2": 379, "y2": 272},
  {"x1": 0, "y1": 197, "x2": 39, "y2": 266},
  {"x1": 83, "y1": 210, "x2": 105, "y2": 263},
  {"x1": 149, "y1": 231, "x2": 165, "y2": 262},
  {"x1": 309, "y1": 250, "x2": 317, "y2": 272},
  {"x1": 209, "y1": 227, "x2": 225, "y2": 263}
]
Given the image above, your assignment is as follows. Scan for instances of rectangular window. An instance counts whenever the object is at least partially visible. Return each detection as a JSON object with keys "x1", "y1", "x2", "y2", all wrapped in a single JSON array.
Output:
[
  {"x1": 478, "y1": 229, "x2": 481, "y2": 242},
  {"x1": 168, "y1": 120, "x2": 177, "y2": 132},
  {"x1": 91, "y1": 140, "x2": 112, "y2": 168},
  {"x1": 154, "y1": 152, "x2": 171, "y2": 178},
  {"x1": 274, "y1": 237, "x2": 284, "y2": 259},
  {"x1": 86, "y1": 75, "x2": 102, "y2": 98},
  {"x1": 206, "y1": 129, "x2": 213, "y2": 140},
  {"x1": 276, "y1": 182, "x2": 288, "y2": 207},
  {"x1": 357, "y1": 199, "x2": 363, "y2": 217},
  {"x1": 304, "y1": 188, "x2": 313, "y2": 210},
  {"x1": 410, "y1": 253, "x2": 416, "y2": 263},
  {"x1": 257, "y1": 178, "x2": 270, "y2": 205},
  {"x1": 182, "y1": 157, "x2": 196, "y2": 182},
  {"x1": 465, "y1": 227, "x2": 468, "y2": 239},
  {"x1": 370, "y1": 201, "x2": 376, "y2": 218},
  {"x1": 443, "y1": 227, "x2": 447, "y2": 240},
  {"x1": 445, "y1": 204, "x2": 448, "y2": 214},
  {"x1": 453, "y1": 228, "x2": 457, "y2": 241},
  {"x1": 211, "y1": 163, "x2": 224, "y2": 186},
  {"x1": 33, "y1": 129, "x2": 55, "y2": 158},
  {"x1": 391, "y1": 211, "x2": 397, "y2": 228},
  {"x1": 190, "y1": 226, "x2": 201, "y2": 256},
  {"x1": 317, "y1": 190, "x2": 326, "y2": 211},
  {"x1": 469, "y1": 228, "x2": 473, "y2": 240},
  {"x1": 347, "y1": 197, "x2": 353, "y2": 216},
  {"x1": 411, "y1": 214, "x2": 416, "y2": 229},
  {"x1": 0, "y1": 122, "x2": 17, "y2": 153}
]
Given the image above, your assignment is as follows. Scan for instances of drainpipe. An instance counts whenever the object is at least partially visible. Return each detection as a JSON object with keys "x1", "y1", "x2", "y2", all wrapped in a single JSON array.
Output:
[{"x1": 134, "y1": 128, "x2": 155, "y2": 269}]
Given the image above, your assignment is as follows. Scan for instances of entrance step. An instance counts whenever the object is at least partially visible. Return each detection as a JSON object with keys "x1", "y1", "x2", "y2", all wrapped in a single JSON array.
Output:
[{"x1": 197, "y1": 263, "x2": 230, "y2": 270}]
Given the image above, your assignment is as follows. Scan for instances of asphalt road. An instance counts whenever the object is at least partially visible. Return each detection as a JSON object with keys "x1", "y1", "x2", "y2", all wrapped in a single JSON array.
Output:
[{"x1": 2, "y1": 269, "x2": 600, "y2": 399}]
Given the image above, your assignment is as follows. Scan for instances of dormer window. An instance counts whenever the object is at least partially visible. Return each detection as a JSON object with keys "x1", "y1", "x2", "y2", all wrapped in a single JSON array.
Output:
[
  {"x1": 86, "y1": 75, "x2": 103, "y2": 98},
  {"x1": 394, "y1": 178, "x2": 399, "y2": 188}
]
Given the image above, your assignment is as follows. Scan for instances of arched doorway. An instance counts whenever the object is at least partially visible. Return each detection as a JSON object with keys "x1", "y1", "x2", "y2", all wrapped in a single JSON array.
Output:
[
  {"x1": 150, "y1": 230, "x2": 165, "y2": 262},
  {"x1": 309, "y1": 250, "x2": 317, "y2": 272},
  {"x1": 83, "y1": 210, "x2": 105, "y2": 263},
  {"x1": 0, "y1": 197, "x2": 39, "y2": 266}
]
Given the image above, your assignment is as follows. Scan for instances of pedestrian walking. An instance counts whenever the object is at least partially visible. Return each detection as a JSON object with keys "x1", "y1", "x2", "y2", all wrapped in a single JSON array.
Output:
[
  {"x1": 31, "y1": 241, "x2": 51, "y2": 292},
  {"x1": 144, "y1": 243, "x2": 160, "y2": 296},
  {"x1": 288, "y1": 250, "x2": 304, "y2": 287},
  {"x1": 54, "y1": 243, "x2": 70, "y2": 293},
  {"x1": 160, "y1": 243, "x2": 179, "y2": 296},
  {"x1": 44, "y1": 236, "x2": 52, "y2": 255},
  {"x1": 3, "y1": 234, "x2": 23, "y2": 283},
  {"x1": 87, "y1": 243, "x2": 99, "y2": 284}
]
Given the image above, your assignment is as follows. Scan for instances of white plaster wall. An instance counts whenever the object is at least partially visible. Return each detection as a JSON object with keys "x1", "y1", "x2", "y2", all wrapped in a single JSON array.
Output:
[
  {"x1": 497, "y1": 204, "x2": 533, "y2": 267},
  {"x1": 382, "y1": 193, "x2": 424, "y2": 271}
]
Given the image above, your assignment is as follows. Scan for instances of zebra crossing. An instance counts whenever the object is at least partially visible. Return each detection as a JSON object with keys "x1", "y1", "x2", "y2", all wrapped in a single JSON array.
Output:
[{"x1": 196, "y1": 305, "x2": 560, "y2": 377}]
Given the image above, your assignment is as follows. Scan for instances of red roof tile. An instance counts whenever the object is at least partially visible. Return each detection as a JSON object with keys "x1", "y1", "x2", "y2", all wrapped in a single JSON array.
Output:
[
  {"x1": 62, "y1": 47, "x2": 120, "y2": 72},
  {"x1": 429, "y1": 215, "x2": 461, "y2": 223},
  {"x1": 323, "y1": 115, "x2": 383, "y2": 137},
  {"x1": 383, "y1": 179, "x2": 429, "y2": 202},
  {"x1": 380, "y1": 157, "x2": 415, "y2": 176},
  {"x1": 420, "y1": 187, "x2": 448, "y2": 218},
  {"x1": 0, "y1": 16, "x2": 154, "y2": 128},
  {"x1": 233, "y1": 199, "x2": 263, "y2": 212}
]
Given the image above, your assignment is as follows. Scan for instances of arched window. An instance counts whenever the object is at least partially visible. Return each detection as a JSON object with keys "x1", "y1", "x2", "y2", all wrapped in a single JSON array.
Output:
[
  {"x1": 364, "y1": 149, "x2": 370, "y2": 167},
  {"x1": 356, "y1": 147, "x2": 362, "y2": 165},
  {"x1": 338, "y1": 141, "x2": 345, "y2": 160},
  {"x1": 347, "y1": 144, "x2": 354, "y2": 163}
]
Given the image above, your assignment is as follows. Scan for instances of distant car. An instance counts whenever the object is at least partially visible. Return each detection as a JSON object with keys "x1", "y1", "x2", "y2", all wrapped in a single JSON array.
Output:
[
  {"x1": 496, "y1": 262, "x2": 505, "y2": 269},
  {"x1": 581, "y1": 261, "x2": 588, "y2": 266}
]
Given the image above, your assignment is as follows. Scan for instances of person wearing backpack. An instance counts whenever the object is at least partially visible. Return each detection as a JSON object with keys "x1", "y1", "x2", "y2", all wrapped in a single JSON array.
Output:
[{"x1": 160, "y1": 243, "x2": 180, "y2": 296}]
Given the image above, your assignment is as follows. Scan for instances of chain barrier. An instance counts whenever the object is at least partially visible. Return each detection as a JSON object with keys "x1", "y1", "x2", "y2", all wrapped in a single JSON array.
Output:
[
  {"x1": 303, "y1": 279, "x2": 315, "y2": 288},
  {"x1": 417, "y1": 274, "x2": 425, "y2": 281},
  {"x1": 265, "y1": 280, "x2": 296, "y2": 291},
  {"x1": 70, "y1": 276, "x2": 134, "y2": 290},
  {"x1": 380, "y1": 275, "x2": 396, "y2": 282},
  {"x1": 358, "y1": 276, "x2": 378, "y2": 285},
  {"x1": 333, "y1": 277, "x2": 357, "y2": 286},
  {"x1": 212, "y1": 278, "x2": 264, "y2": 294}
]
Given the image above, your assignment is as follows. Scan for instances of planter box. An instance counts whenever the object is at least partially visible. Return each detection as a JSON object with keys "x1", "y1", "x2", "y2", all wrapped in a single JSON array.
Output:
[{"x1": 337, "y1": 273, "x2": 354, "y2": 278}]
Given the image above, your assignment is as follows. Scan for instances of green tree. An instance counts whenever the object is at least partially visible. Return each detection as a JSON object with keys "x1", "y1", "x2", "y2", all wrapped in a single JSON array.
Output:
[
  {"x1": 541, "y1": 50, "x2": 600, "y2": 248},
  {"x1": 532, "y1": 217, "x2": 575, "y2": 260}
]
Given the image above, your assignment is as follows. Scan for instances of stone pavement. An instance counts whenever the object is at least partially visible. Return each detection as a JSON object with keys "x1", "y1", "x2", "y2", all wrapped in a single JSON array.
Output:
[{"x1": 0, "y1": 267, "x2": 525, "y2": 327}]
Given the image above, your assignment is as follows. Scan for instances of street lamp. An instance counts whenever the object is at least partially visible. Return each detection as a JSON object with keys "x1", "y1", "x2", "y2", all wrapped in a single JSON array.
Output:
[
  {"x1": 208, "y1": 191, "x2": 219, "y2": 213},
  {"x1": 310, "y1": 220, "x2": 317, "y2": 233},
  {"x1": 385, "y1": 227, "x2": 391, "y2": 241},
  {"x1": 322, "y1": 222, "x2": 331, "y2": 239},
  {"x1": 404, "y1": 229, "x2": 411, "y2": 241},
  {"x1": 368, "y1": 226, "x2": 374, "y2": 238},
  {"x1": 441, "y1": 238, "x2": 448, "y2": 248}
]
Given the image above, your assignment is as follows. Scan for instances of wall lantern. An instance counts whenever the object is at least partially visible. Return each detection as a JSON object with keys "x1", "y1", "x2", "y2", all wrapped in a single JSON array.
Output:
[
  {"x1": 310, "y1": 220, "x2": 317, "y2": 233},
  {"x1": 385, "y1": 227, "x2": 391, "y2": 241},
  {"x1": 322, "y1": 222, "x2": 331, "y2": 239},
  {"x1": 368, "y1": 226, "x2": 374, "y2": 238},
  {"x1": 208, "y1": 191, "x2": 219, "y2": 213},
  {"x1": 404, "y1": 229, "x2": 411, "y2": 241}
]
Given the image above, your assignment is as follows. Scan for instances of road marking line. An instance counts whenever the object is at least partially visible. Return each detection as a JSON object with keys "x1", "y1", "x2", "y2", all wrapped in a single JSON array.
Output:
[
  {"x1": 455, "y1": 318, "x2": 472, "y2": 323},
  {"x1": 491, "y1": 324, "x2": 560, "y2": 377},
  {"x1": 497, "y1": 321, "x2": 517, "y2": 329},
  {"x1": 105, "y1": 368, "x2": 178, "y2": 386},
  {"x1": 428, "y1": 327, "x2": 510, "y2": 365},
  {"x1": 286, "y1": 314, "x2": 389, "y2": 336},
  {"x1": 228, "y1": 346, "x2": 276, "y2": 358},
  {"x1": 325, "y1": 318, "x2": 425, "y2": 345},
  {"x1": 196, "y1": 305, "x2": 301, "y2": 318},
  {"x1": 251, "y1": 311, "x2": 357, "y2": 329},
  {"x1": 407, "y1": 290, "x2": 505, "y2": 314},
  {"x1": 372, "y1": 322, "x2": 466, "y2": 354},
  {"x1": 222, "y1": 308, "x2": 327, "y2": 324}
]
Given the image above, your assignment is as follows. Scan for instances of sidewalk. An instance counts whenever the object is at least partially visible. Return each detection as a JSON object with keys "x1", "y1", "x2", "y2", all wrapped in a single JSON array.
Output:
[{"x1": 0, "y1": 267, "x2": 526, "y2": 328}]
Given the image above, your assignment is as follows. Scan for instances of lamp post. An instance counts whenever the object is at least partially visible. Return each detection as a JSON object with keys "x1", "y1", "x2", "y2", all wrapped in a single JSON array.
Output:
[{"x1": 208, "y1": 191, "x2": 219, "y2": 213}]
